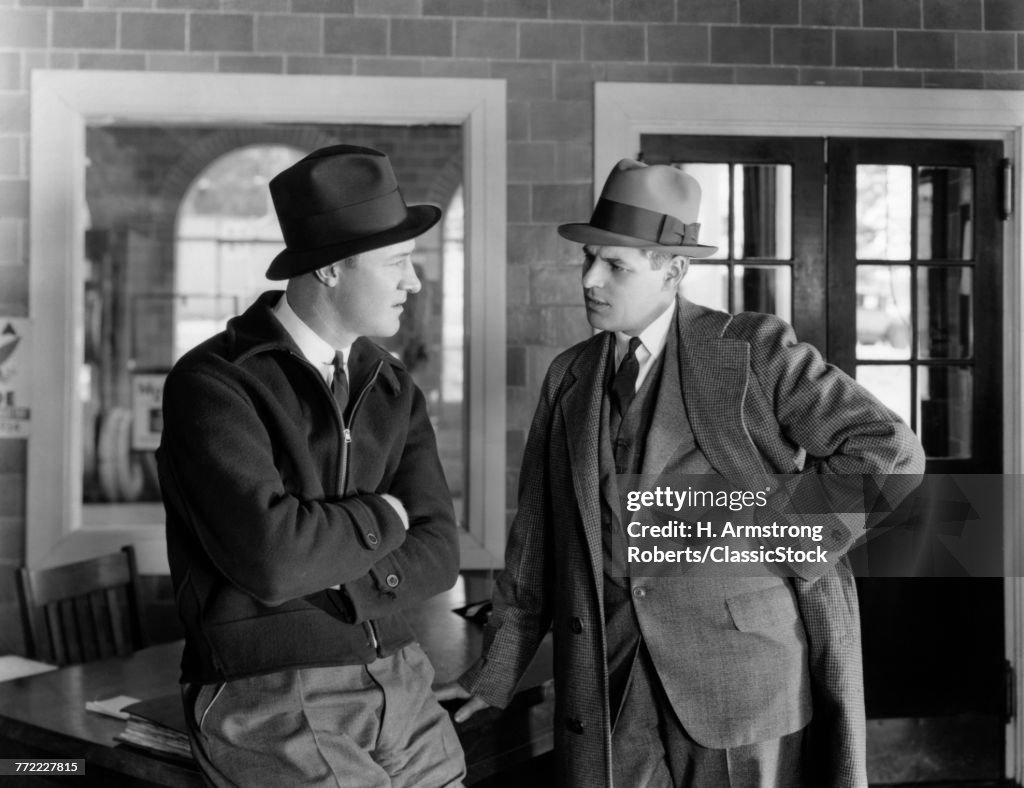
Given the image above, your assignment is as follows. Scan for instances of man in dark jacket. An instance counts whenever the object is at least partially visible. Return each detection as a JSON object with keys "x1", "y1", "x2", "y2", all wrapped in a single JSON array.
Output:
[{"x1": 158, "y1": 145, "x2": 465, "y2": 787}]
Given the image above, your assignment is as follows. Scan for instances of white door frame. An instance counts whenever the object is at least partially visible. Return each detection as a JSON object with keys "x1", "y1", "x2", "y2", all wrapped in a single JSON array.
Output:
[{"x1": 594, "y1": 81, "x2": 1024, "y2": 781}]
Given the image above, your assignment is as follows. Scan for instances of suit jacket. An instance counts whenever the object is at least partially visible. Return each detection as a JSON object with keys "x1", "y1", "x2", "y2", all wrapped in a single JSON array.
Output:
[{"x1": 460, "y1": 299, "x2": 925, "y2": 788}]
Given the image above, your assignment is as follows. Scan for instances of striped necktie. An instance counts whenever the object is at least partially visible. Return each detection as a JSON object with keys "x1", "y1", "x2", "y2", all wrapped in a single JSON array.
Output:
[
  {"x1": 611, "y1": 336, "x2": 642, "y2": 417},
  {"x1": 331, "y1": 350, "x2": 349, "y2": 416}
]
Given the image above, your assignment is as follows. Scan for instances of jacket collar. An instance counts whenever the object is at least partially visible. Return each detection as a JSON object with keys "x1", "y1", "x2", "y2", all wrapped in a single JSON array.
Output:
[
  {"x1": 228, "y1": 291, "x2": 404, "y2": 396},
  {"x1": 675, "y1": 295, "x2": 733, "y2": 339},
  {"x1": 673, "y1": 297, "x2": 772, "y2": 485}
]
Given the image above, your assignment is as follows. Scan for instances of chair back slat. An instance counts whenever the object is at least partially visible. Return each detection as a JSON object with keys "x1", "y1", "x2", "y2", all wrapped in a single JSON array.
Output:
[
  {"x1": 40, "y1": 603, "x2": 65, "y2": 664},
  {"x1": 76, "y1": 593, "x2": 101, "y2": 662},
  {"x1": 67, "y1": 598, "x2": 88, "y2": 663},
  {"x1": 88, "y1": 590, "x2": 112, "y2": 658},
  {"x1": 103, "y1": 587, "x2": 131, "y2": 657},
  {"x1": 16, "y1": 546, "x2": 147, "y2": 666}
]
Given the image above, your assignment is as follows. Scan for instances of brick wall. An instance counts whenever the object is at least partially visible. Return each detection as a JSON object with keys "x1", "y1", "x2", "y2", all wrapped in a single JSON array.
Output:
[{"x1": 1, "y1": 0, "x2": 1023, "y2": 621}]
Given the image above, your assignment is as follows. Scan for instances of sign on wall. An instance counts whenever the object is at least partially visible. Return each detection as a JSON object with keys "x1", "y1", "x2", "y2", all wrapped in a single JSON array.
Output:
[
  {"x1": 130, "y1": 373, "x2": 165, "y2": 451},
  {"x1": 0, "y1": 318, "x2": 31, "y2": 438}
]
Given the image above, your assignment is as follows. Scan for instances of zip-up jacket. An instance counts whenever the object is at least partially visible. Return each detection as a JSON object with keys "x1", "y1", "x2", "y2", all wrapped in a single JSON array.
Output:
[{"x1": 157, "y1": 292, "x2": 460, "y2": 684}]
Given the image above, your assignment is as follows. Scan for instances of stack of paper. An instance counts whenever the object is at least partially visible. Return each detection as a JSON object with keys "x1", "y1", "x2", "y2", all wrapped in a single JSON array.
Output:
[
  {"x1": 114, "y1": 694, "x2": 193, "y2": 763},
  {"x1": 118, "y1": 718, "x2": 192, "y2": 761}
]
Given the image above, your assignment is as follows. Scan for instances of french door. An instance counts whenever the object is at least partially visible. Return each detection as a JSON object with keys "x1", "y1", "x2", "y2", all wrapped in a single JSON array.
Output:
[{"x1": 643, "y1": 133, "x2": 1005, "y2": 783}]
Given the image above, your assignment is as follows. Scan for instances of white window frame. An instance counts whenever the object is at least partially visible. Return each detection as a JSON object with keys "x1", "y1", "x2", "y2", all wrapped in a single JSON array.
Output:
[
  {"x1": 594, "y1": 81, "x2": 1024, "y2": 783},
  {"x1": 28, "y1": 70, "x2": 506, "y2": 573}
]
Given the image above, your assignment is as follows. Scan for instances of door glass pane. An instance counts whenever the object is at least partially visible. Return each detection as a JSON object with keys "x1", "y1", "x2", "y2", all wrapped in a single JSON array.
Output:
[
  {"x1": 857, "y1": 165, "x2": 912, "y2": 260},
  {"x1": 917, "y1": 167, "x2": 973, "y2": 260},
  {"x1": 676, "y1": 163, "x2": 729, "y2": 260},
  {"x1": 856, "y1": 364, "x2": 911, "y2": 426},
  {"x1": 918, "y1": 366, "x2": 972, "y2": 458},
  {"x1": 733, "y1": 165, "x2": 792, "y2": 260},
  {"x1": 918, "y1": 266, "x2": 972, "y2": 359},
  {"x1": 684, "y1": 264, "x2": 729, "y2": 311},
  {"x1": 856, "y1": 265, "x2": 911, "y2": 359},
  {"x1": 734, "y1": 265, "x2": 792, "y2": 322}
]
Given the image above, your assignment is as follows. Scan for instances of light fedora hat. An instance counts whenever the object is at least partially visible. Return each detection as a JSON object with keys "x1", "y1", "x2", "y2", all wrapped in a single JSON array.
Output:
[
  {"x1": 558, "y1": 159, "x2": 717, "y2": 258},
  {"x1": 266, "y1": 144, "x2": 441, "y2": 281}
]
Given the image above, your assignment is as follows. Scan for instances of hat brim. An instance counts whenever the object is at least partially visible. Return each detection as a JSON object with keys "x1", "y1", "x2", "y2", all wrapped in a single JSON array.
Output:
[
  {"x1": 558, "y1": 222, "x2": 718, "y2": 259},
  {"x1": 266, "y1": 204, "x2": 442, "y2": 281}
]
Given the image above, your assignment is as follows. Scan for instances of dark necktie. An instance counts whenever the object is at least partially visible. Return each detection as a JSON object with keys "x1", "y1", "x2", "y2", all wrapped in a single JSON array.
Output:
[
  {"x1": 332, "y1": 350, "x2": 349, "y2": 417},
  {"x1": 611, "y1": 336, "x2": 642, "y2": 417}
]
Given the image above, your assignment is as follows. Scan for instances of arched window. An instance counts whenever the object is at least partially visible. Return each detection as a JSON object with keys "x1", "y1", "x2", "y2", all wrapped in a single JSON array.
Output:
[{"x1": 174, "y1": 145, "x2": 305, "y2": 359}]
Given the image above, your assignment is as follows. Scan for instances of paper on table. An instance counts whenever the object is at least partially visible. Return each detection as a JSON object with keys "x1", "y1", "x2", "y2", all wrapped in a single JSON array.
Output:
[
  {"x1": 86, "y1": 695, "x2": 140, "y2": 720},
  {"x1": 0, "y1": 655, "x2": 57, "y2": 682}
]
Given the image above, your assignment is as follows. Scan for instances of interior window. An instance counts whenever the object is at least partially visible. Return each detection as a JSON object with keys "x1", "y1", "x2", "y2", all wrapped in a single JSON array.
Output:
[{"x1": 81, "y1": 126, "x2": 468, "y2": 527}]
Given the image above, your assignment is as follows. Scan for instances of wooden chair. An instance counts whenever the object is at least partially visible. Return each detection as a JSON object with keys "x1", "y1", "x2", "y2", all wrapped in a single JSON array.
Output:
[{"x1": 16, "y1": 545, "x2": 147, "y2": 665}]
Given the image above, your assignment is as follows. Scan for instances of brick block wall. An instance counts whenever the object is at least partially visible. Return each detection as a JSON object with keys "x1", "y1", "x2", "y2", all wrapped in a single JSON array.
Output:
[{"x1": 1, "y1": 0, "x2": 1024, "y2": 584}]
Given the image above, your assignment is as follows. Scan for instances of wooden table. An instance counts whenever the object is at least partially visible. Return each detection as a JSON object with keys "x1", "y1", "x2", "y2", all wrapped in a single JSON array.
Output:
[{"x1": 0, "y1": 573, "x2": 553, "y2": 787}]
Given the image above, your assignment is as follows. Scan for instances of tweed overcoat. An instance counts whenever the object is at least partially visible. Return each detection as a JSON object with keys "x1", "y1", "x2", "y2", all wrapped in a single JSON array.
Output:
[{"x1": 460, "y1": 298, "x2": 925, "y2": 788}]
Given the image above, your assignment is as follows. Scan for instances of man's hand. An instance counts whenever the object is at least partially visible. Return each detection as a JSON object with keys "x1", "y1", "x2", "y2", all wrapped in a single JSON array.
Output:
[
  {"x1": 380, "y1": 493, "x2": 410, "y2": 530},
  {"x1": 435, "y1": 681, "x2": 493, "y2": 723}
]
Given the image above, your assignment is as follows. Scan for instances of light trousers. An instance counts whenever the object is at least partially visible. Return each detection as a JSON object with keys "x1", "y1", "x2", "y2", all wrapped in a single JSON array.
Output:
[
  {"x1": 611, "y1": 645, "x2": 805, "y2": 788},
  {"x1": 183, "y1": 643, "x2": 466, "y2": 788}
]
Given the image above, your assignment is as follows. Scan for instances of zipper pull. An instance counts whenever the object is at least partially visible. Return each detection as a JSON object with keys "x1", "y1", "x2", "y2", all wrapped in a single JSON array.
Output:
[{"x1": 343, "y1": 428, "x2": 352, "y2": 444}]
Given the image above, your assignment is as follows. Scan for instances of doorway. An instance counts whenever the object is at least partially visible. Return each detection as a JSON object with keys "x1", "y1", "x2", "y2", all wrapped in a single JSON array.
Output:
[{"x1": 643, "y1": 133, "x2": 1005, "y2": 783}]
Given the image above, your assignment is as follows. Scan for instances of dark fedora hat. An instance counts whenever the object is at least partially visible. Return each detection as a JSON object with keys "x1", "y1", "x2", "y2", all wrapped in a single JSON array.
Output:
[
  {"x1": 558, "y1": 159, "x2": 717, "y2": 258},
  {"x1": 266, "y1": 144, "x2": 441, "y2": 280}
]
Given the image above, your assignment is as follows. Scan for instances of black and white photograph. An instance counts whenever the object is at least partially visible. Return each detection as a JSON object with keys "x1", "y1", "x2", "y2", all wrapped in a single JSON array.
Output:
[{"x1": 0, "y1": 2, "x2": 1021, "y2": 786}]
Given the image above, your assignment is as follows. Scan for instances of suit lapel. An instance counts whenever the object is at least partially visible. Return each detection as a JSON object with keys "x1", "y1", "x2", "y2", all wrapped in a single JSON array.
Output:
[
  {"x1": 641, "y1": 313, "x2": 690, "y2": 477},
  {"x1": 561, "y1": 334, "x2": 612, "y2": 592},
  {"x1": 675, "y1": 299, "x2": 773, "y2": 486}
]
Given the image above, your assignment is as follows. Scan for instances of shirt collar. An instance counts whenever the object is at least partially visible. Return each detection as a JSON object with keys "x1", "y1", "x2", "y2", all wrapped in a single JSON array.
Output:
[
  {"x1": 615, "y1": 298, "x2": 677, "y2": 364},
  {"x1": 272, "y1": 293, "x2": 351, "y2": 371}
]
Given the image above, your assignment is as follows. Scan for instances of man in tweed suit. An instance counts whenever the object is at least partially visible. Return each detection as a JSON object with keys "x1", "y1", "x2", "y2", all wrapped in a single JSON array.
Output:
[{"x1": 441, "y1": 160, "x2": 925, "y2": 787}]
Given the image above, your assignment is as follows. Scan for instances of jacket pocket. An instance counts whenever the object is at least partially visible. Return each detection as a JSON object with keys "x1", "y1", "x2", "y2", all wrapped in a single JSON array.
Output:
[
  {"x1": 185, "y1": 681, "x2": 226, "y2": 733},
  {"x1": 726, "y1": 582, "x2": 799, "y2": 632}
]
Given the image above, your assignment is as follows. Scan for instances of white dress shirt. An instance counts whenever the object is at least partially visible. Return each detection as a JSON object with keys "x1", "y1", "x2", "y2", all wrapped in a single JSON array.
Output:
[
  {"x1": 613, "y1": 299, "x2": 677, "y2": 393},
  {"x1": 273, "y1": 293, "x2": 352, "y2": 385},
  {"x1": 272, "y1": 294, "x2": 363, "y2": 586}
]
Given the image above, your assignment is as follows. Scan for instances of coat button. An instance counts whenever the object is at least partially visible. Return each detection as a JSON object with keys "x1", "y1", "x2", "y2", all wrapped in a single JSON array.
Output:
[
  {"x1": 565, "y1": 717, "x2": 584, "y2": 734},
  {"x1": 366, "y1": 532, "x2": 379, "y2": 547},
  {"x1": 385, "y1": 574, "x2": 400, "y2": 588},
  {"x1": 632, "y1": 586, "x2": 646, "y2": 599},
  {"x1": 570, "y1": 617, "x2": 583, "y2": 634}
]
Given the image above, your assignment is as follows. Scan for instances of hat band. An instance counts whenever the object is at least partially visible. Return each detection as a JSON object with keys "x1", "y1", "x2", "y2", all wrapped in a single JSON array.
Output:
[
  {"x1": 279, "y1": 188, "x2": 409, "y2": 253},
  {"x1": 590, "y1": 198, "x2": 701, "y2": 247}
]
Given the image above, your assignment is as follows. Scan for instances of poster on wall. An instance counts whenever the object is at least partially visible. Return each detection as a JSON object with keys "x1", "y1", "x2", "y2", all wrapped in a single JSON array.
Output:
[
  {"x1": 131, "y1": 373, "x2": 166, "y2": 451},
  {"x1": 0, "y1": 318, "x2": 31, "y2": 438}
]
